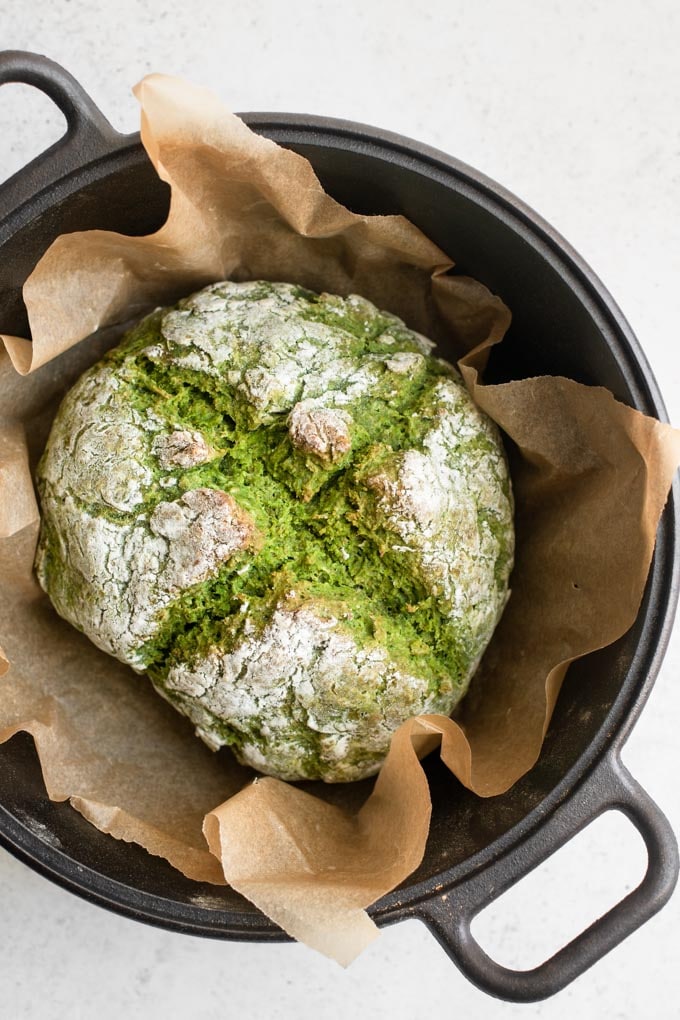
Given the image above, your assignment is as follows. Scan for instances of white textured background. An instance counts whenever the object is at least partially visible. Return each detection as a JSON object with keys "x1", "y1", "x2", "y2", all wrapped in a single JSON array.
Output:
[{"x1": 1, "y1": 1, "x2": 679, "y2": 1016}]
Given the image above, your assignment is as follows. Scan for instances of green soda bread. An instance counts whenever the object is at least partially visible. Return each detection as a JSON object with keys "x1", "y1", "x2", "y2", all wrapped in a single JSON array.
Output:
[{"x1": 34, "y1": 280, "x2": 514, "y2": 782}]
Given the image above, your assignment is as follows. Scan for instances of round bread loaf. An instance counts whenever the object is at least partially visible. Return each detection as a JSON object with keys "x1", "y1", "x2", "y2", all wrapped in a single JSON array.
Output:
[{"x1": 35, "y1": 280, "x2": 514, "y2": 782}]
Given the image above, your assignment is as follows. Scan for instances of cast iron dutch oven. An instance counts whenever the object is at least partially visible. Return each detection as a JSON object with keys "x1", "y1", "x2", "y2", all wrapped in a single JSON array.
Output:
[{"x1": 0, "y1": 51, "x2": 678, "y2": 1003}]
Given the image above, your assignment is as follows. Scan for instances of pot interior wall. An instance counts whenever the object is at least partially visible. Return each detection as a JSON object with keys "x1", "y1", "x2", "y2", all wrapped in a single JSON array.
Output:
[{"x1": 0, "y1": 135, "x2": 662, "y2": 924}]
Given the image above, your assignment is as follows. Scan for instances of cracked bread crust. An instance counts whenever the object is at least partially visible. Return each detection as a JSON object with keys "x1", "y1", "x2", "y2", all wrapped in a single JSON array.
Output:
[{"x1": 35, "y1": 280, "x2": 514, "y2": 782}]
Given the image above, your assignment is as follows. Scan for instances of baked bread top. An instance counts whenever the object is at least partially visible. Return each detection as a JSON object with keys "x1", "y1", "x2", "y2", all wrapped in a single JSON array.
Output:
[{"x1": 35, "y1": 280, "x2": 514, "y2": 781}]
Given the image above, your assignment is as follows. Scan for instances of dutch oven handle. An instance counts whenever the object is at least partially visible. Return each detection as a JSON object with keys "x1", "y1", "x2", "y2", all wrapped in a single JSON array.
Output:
[
  {"x1": 417, "y1": 751, "x2": 678, "y2": 1002},
  {"x1": 0, "y1": 50, "x2": 125, "y2": 214}
]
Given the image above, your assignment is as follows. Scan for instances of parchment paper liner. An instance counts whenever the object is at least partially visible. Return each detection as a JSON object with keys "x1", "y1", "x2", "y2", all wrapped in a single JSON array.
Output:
[{"x1": 1, "y1": 75, "x2": 679, "y2": 965}]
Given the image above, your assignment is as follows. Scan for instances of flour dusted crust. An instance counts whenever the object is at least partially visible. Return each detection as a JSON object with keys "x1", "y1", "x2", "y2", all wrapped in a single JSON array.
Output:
[
  {"x1": 288, "y1": 405, "x2": 353, "y2": 464},
  {"x1": 35, "y1": 484, "x2": 258, "y2": 669},
  {"x1": 153, "y1": 429, "x2": 218, "y2": 470},
  {"x1": 35, "y1": 280, "x2": 514, "y2": 782},
  {"x1": 363, "y1": 378, "x2": 509, "y2": 650},
  {"x1": 162, "y1": 602, "x2": 431, "y2": 782}
]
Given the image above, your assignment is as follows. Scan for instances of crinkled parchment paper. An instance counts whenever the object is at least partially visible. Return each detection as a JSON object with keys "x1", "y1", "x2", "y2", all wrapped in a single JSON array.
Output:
[{"x1": 2, "y1": 75, "x2": 679, "y2": 965}]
